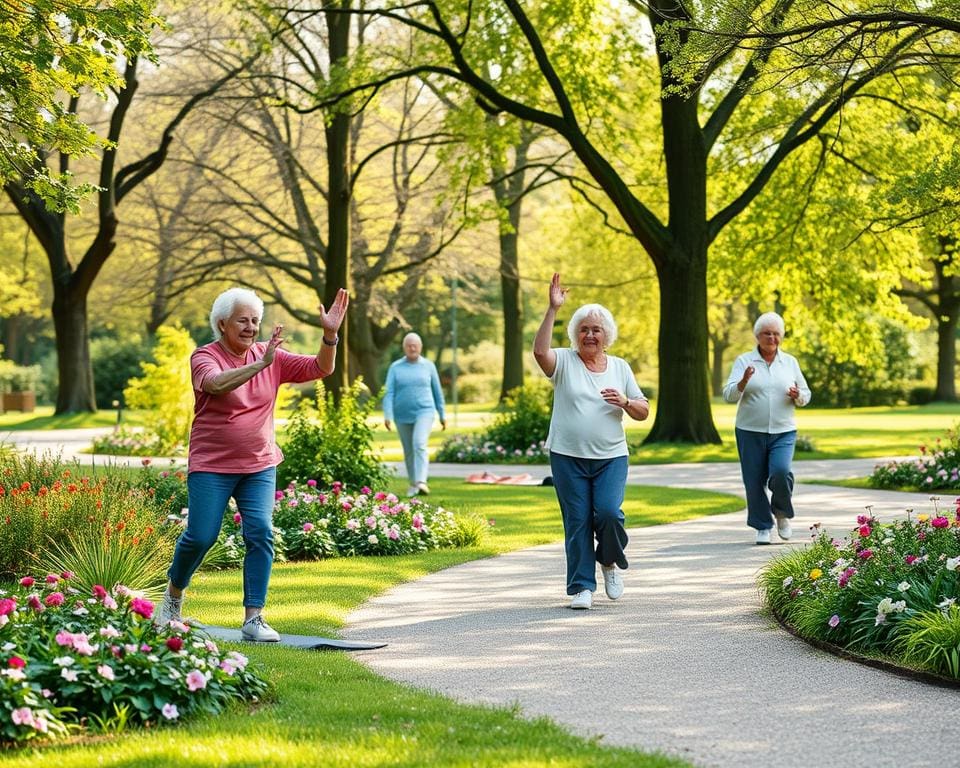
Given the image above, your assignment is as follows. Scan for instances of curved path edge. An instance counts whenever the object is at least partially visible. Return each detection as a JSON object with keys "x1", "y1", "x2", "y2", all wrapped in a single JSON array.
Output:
[{"x1": 344, "y1": 461, "x2": 960, "y2": 768}]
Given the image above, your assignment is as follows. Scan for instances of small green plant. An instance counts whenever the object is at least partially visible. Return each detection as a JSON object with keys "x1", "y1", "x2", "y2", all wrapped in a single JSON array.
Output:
[
  {"x1": 122, "y1": 324, "x2": 196, "y2": 455},
  {"x1": 277, "y1": 378, "x2": 389, "y2": 490},
  {"x1": 896, "y1": 605, "x2": 960, "y2": 677},
  {"x1": 795, "y1": 434, "x2": 816, "y2": 453}
]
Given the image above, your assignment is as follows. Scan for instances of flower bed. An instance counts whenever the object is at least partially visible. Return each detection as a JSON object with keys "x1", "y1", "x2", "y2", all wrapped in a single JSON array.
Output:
[
  {"x1": 759, "y1": 502, "x2": 960, "y2": 679},
  {"x1": 870, "y1": 428, "x2": 960, "y2": 490},
  {"x1": 204, "y1": 481, "x2": 486, "y2": 568},
  {"x1": 0, "y1": 572, "x2": 268, "y2": 745},
  {"x1": 435, "y1": 433, "x2": 549, "y2": 464}
]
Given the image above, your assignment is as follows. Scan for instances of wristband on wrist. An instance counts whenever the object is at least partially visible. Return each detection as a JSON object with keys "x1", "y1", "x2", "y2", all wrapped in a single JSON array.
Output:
[{"x1": 322, "y1": 335, "x2": 339, "y2": 347}]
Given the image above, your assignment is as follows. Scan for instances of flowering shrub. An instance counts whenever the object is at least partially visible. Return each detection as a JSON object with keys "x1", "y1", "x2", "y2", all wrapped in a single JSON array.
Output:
[
  {"x1": 207, "y1": 481, "x2": 478, "y2": 562},
  {"x1": 760, "y1": 500, "x2": 960, "y2": 678},
  {"x1": 0, "y1": 572, "x2": 268, "y2": 745},
  {"x1": 869, "y1": 427, "x2": 960, "y2": 490},
  {"x1": 0, "y1": 454, "x2": 177, "y2": 582},
  {"x1": 435, "y1": 433, "x2": 548, "y2": 464}
]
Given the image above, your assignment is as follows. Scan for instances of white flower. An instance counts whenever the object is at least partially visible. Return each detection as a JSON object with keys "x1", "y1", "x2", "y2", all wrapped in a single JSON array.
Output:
[
  {"x1": 97, "y1": 664, "x2": 115, "y2": 681},
  {"x1": 877, "y1": 597, "x2": 895, "y2": 615},
  {"x1": 53, "y1": 656, "x2": 74, "y2": 667},
  {"x1": 782, "y1": 576, "x2": 794, "y2": 588},
  {"x1": 99, "y1": 625, "x2": 121, "y2": 638},
  {"x1": 897, "y1": 581, "x2": 911, "y2": 592},
  {"x1": 60, "y1": 668, "x2": 79, "y2": 682},
  {"x1": 946, "y1": 557, "x2": 960, "y2": 572},
  {"x1": 2, "y1": 668, "x2": 26, "y2": 681},
  {"x1": 892, "y1": 600, "x2": 907, "y2": 613},
  {"x1": 161, "y1": 702, "x2": 179, "y2": 720}
]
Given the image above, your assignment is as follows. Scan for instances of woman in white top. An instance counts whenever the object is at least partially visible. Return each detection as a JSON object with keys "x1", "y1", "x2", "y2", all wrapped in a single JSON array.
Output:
[
  {"x1": 722, "y1": 312, "x2": 811, "y2": 545},
  {"x1": 533, "y1": 273, "x2": 649, "y2": 610}
]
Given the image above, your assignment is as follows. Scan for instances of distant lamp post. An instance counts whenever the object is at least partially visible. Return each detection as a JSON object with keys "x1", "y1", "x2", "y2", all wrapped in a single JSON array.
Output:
[
  {"x1": 112, "y1": 399, "x2": 122, "y2": 430},
  {"x1": 450, "y1": 275, "x2": 458, "y2": 429}
]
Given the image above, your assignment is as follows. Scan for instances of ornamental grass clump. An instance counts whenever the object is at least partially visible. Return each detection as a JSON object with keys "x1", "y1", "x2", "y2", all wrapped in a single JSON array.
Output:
[
  {"x1": 759, "y1": 501, "x2": 960, "y2": 678},
  {"x1": 870, "y1": 426, "x2": 960, "y2": 490},
  {"x1": 0, "y1": 572, "x2": 268, "y2": 746}
]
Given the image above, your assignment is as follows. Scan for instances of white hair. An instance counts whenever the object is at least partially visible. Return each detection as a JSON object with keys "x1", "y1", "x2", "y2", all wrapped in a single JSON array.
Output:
[
  {"x1": 753, "y1": 312, "x2": 786, "y2": 337},
  {"x1": 567, "y1": 303, "x2": 618, "y2": 351},
  {"x1": 403, "y1": 332, "x2": 423, "y2": 347},
  {"x1": 209, "y1": 288, "x2": 264, "y2": 341}
]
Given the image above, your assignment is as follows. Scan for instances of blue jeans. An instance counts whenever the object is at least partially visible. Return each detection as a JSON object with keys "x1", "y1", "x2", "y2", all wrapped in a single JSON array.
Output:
[
  {"x1": 396, "y1": 415, "x2": 434, "y2": 485},
  {"x1": 168, "y1": 467, "x2": 277, "y2": 608},
  {"x1": 735, "y1": 428, "x2": 796, "y2": 531},
  {"x1": 549, "y1": 452, "x2": 629, "y2": 595}
]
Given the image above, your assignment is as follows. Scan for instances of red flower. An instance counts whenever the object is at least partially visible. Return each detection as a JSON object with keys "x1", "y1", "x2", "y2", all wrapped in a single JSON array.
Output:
[
  {"x1": 8, "y1": 657, "x2": 25, "y2": 669},
  {"x1": 19, "y1": 577, "x2": 34, "y2": 588},
  {"x1": 92, "y1": 585, "x2": 107, "y2": 599},
  {"x1": 165, "y1": 636, "x2": 184, "y2": 652},
  {"x1": 858, "y1": 525, "x2": 871, "y2": 537}
]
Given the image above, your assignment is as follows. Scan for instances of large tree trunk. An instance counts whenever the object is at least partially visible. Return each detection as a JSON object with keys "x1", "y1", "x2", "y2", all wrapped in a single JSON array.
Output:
[
  {"x1": 324, "y1": 3, "x2": 352, "y2": 402},
  {"x1": 934, "y1": 312, "x2": 957, "y2": 401},
  {"x1": 52, "y1": 285, "x2": 96, "y2": 412},
  {"x1": 710, "y1": 335, "x2": 729, "y2": 398},
  {"x1": 498, "y1": 220, "x2": 523, "y2": 400}
]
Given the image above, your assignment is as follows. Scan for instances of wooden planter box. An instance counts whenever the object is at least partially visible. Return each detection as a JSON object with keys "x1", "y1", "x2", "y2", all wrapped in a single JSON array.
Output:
[{"x1": 2, "y1": 391, "x2": 35, "y2": 412}]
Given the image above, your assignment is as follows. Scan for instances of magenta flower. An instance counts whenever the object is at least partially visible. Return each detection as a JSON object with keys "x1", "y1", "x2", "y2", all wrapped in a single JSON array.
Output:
[
  {"x1": 92, "y1": 584, "x2": 107, "y2": 599},
  {"x1": 26, "y1": 595, "x2": 43, "y2": 611},
  {"x1": 60, "y1": 571, "x2": 74, "y2": 580},
  {"x1": 858, "y1": 525, "x2": 871, "y2": 537},
  {"x1": 388, "y1": 528, "x2": 400, "y2": 541},
  {"x1": 19, "y1": 577, "x2": 34, "y2": 588},
  {"x1": 274, "y1": 491, "x2": 284, "y2": 501},
  {"x1": 44, "y1": 592, "x2": 65, "y2": 607},
  {"x1": 905, "y1": 554, "x2": 918, "y2": 565},
  {"x1": 45, "y1": 574, "x2": 59, "y2": 584},
  {"x1": 342, "y1": 501, "x2": 353, "y2": 512},
  {"x1": 374, "y1": 491, "x2": 387, "y2": 501},
  {"x1": 931, "y1": 516, "x2": 950, "y2": 529},
  {"x1": 828, "y1": 614, "x2": 840, "y2": 628},
  {"x1": 361, "y1": 486, "x2": 372, "y2": 495},
  {"x1": 306, "y1": 479, "x2": 317, "y2": 487},
  {"x1": 858, "y1": 549, "x2": 873, "y2": 560},
  {"x1": 129, "y1": 597, "x2": 154, "y2": 620},
  {"x1": 856, "y1": 514, "x2": 869, "y2": 525},
  {"x1": 8, "y1": 656, "x2": 25, "y2": 669},
  {"x1": 302, "y1": 522, "x2": 315, "y2": 533},
  {"x1": 0, "y1": 598, "x2": 16, "y2": 616}
]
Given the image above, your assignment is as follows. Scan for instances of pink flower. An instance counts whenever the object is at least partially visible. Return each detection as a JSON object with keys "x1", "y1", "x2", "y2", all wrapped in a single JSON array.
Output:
[
  {"x1": 302, "y1": 522, "x2": 315, "y2": 532},
  {"x1": 186, "y1": 669, "x2": 207, "y2": 691},
  {"x1": 388, "y1": 528, "x2": 400, "y2": 540},
  {"x1": 275, "y1": 491, "x2": 284, "y2": 501},
  {"x1": 92, "y1": 585, "x2": 107, "y2": 599},
  {"x1": 858, "y1": 525, "x2": 871, "y2": 537},
  {"x1": 19, "y1": 577, "x2": 34, "y2": 588},
  {"x1": 306, "y1": 479, "x2": 317, "y2": 487},
  {"x1": 374, "y1": 491, "x2": 387, "y2": 501},
  {"x1": 161, "y1": 703, "x2": 179, "y2": 720},
  {"x1": 828, "y1": 615, "x2": 840, "y2": 628},
  {"x1": 45, "y1": 574, "x2": 59, "y2": 584},
  {"x1": 317, "y1": 493, "x2": 327, "y2": 504},
  {"x1": 931, "y1": 516, "x2": 950, "y2": 529},
  {"x1": 0, "y1": 598, "x2": 16, "y2": 616},
  {"x1": 27, "y1": 595, "x2": 43, "y2": 611},
  {"x1": 905, "y1": 555, "x2": 918, "y2": 565},
  {"x1": 858, "y1": 549, "x2": 873, "y2": 560},
  {"x1": 97, "y1": 664, "x2": 115, "y2": 681},
  {"x1": 55, "y1": 630, "x2": 73, "y2": 646},
  {"x1": 44, "y1": 592, "x2": 65, "y2": 607},
  {"x1": 364, "y1": 515, "x2": 376, "y2": 529},
  {"x1": 233, "y1": 512, "x2": 242, "y2": 524},
  {"x1": 361, "y1": 486, "x2": 372, "y2": 495},
  {"x1": 102, "y1": 594, "x2": 118, "y2": 610},
  {"x1": 346, "y1": 519, "x2": 359, "y2": 531},
  {"x1": 60, "y1": 571, "x2": 74, "y2": 580},
  {"x1": 8, "y1": 656, "x2": 25, "y2": 669},
  {"x1": 141, "y1": 458, "x2": 151, "y2": 466},
  {"x1": 129, "y1": 598, "x2": 154, "y2": 620},
  {"x1": 11, "y1": 707, "x2": 33, "y2": 726},
  {"x1": 342, "y1": 501, "x2": 353, "y2": 512},
  {"x1": 856, "y1": 514, "x2": 870, "y2": 525}
]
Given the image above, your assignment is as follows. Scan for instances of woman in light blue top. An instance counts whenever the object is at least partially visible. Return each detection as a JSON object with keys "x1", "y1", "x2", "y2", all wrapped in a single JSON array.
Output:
[
  {"x1": 383, "y1": 332, "x2": 446, "y2": 497},
  {"x1": 723, "y1": 312, "x2": 811, "y2": 545},
  {"x1": 534, "y1": 273, "x2": 649, "y2": 610}
]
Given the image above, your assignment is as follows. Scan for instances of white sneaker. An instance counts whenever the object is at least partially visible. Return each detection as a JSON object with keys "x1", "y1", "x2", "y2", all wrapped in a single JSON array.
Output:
[
  {"x1": 416, "y1": 481, "x2": 430, "y2": 496},
  {"x1": 240, "y1": 614, "x2": 280, "y2": 642},
  {"x1": 153, "y1": 588, "x2": 183, "y2": 628},
  {"x1": 776, "y1": 516, "x2": 793, "y2": 541},
  {"x1": 406, "y1": 485, "x2": 419, "y2": 498},
  {"x1": 756, "y1": 528, "x2": 772, "y2": 545},
  {"x1": 569, "y1": 590, "x2": 593, "y2": 610},
  {"x1": 601, "y1": 565, "x2": 624, "y2": 600}
]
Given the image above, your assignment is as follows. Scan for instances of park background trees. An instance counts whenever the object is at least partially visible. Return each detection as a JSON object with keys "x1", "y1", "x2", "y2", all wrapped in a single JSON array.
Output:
[{"x1": 0, "y1": 1, "x2": 958, "y2": 432}]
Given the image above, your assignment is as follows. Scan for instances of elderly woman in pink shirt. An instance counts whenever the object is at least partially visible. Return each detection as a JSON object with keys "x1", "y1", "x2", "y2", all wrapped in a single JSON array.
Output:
[{"x1": 155, "y1": 287, "x2": 348, "y2": 641}]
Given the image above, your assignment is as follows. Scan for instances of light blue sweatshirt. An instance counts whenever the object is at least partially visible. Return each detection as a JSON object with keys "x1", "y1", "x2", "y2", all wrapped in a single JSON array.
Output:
[{"x1": 382, "y1": 357, "x2": 446, "y2": 424}]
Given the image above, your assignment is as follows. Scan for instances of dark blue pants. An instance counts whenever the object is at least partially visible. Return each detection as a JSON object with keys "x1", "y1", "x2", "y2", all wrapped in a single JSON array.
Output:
[
  {"x1": 549, "y1": 452, "x2": 629, "y2": 595},
  {"x1": 734, "y1": 429, "x2": 796, "y2": 531}
]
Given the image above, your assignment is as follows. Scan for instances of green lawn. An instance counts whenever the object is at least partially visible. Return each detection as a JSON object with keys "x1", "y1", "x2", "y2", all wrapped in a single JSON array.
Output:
[{"x1": 3, "y1": 478, "x2": 740, "y2": 767}]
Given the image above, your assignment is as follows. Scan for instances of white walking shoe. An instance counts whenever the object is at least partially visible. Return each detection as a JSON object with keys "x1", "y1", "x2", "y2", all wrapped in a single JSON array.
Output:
[
  {"x1": 241, "y1": 614, "x2": 280, "y2": 642},
  {"x1": 776, "y1": 516, "x2": 793, "y2": 541},
  {"x1": 154, "y1": 587, "x2": 183, "y2": 628},
  {"x1": 406, "y1": 485, "x2": 419, "y2": 498},
  {"x1": 601, "y1": 565, "x2": 624, "y2": 600},
  {"x1": 569, "y1": 590, "x2": 593, "y2": 610},
  {"x1": 756, "y1": 528, "x2": 772, "y2": 545},
  {"x1": 416, "y1": 481, "x2": 430, "y2": 496}
]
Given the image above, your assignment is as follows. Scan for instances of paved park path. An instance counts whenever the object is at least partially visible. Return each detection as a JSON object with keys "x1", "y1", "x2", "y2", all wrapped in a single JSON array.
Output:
[
  {"x1": 6, "y1": 430, "x2": 957, "y2": 766},
  {"x1": 344, "y1": 460, "x2": 960, "y2": 768}
]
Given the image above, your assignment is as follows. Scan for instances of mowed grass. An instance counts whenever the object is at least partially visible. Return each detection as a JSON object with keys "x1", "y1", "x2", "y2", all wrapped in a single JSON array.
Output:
[{"x1": 2, "y1": 478, "x2": 740, "y2": 768}]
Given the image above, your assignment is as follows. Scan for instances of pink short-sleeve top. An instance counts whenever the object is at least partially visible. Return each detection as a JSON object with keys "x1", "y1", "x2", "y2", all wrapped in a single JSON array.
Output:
[{"x1": 188, "y1": 341, "x2": 326, "y2": 474}]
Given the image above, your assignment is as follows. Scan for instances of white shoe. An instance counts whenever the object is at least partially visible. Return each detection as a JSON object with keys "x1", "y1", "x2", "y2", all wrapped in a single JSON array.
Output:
[
  {"x1": 601, "y1": 565, "x2": 624, "y2": 600},
  {"x1": 406, "y1": 486, "x2": 419, "y2": 498},
  {"x1": 416, "y1": 481, "x2": 430, "y2": 496},
  {"x1": 569, "y1": 590, "x2": 593, "y2": 610},
  {"x1": 153, "y1": 587, "x2": 183, "y2": 628},
  {"x1": 240, "y1": 614, "x2": 280, "y2": 642},
  {"x1": 756, "y1": 528, "x2": 772, "y2": 545},
  {"x1": 776, "y1": 516, "x2": 792, "y2": 541}
]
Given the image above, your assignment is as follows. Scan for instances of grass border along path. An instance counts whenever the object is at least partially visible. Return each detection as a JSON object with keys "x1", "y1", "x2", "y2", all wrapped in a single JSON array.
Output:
[{"x1": 4, "y1": 478, "x2": 742, "y2": 768}]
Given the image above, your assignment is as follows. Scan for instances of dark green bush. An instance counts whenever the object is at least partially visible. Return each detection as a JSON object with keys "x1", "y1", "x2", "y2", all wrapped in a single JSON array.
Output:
[
  {"x1": 484, "y1": 381, "x2": 553, "y2": 452},
  {"x1": 91, "y1": 335, "x2": 153, "y2": 409},
  {"x1": 277, "y1": 379, "x2": 390, "y2": 490}
]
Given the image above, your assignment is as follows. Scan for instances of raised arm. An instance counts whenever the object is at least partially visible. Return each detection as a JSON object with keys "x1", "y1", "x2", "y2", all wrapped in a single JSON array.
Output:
[
  {"x1": 533, "y1": 272, "x2": 567, "y2": 377},
  {"x1": 314, "y1": 288, "x2": 349, "y2": 376}
]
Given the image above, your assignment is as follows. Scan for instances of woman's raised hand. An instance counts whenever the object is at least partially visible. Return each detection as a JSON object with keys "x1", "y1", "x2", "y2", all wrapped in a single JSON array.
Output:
[
  {"x1": 549, "y1": 272, "x2": 568, "y2": 310},
  {"x1": 319, "y1": 288, "x2": 350, "y2": 335},
  {"x1": 262, "y1": 324, "x2": 285, "y2": 365}
]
